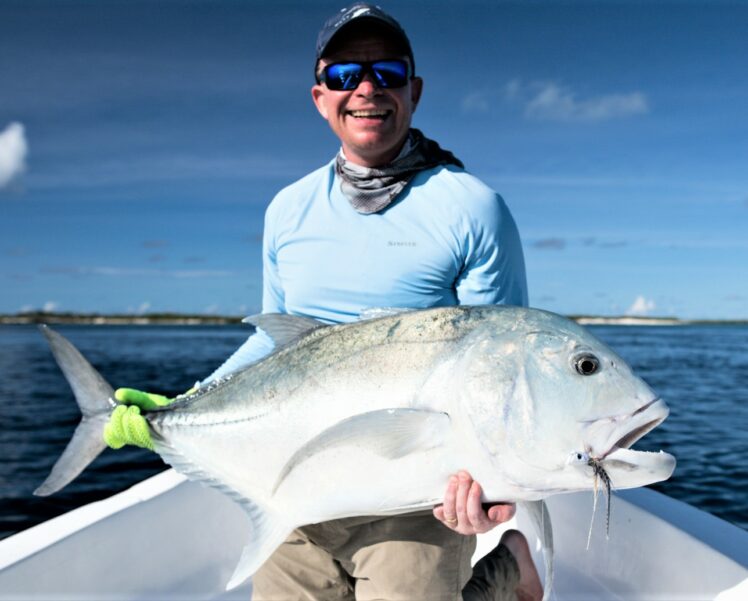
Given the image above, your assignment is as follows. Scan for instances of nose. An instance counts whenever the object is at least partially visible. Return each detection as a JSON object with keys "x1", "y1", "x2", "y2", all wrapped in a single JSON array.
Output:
[{"x1": 355, "y1": 71, "x2": 382, "y2": 96}]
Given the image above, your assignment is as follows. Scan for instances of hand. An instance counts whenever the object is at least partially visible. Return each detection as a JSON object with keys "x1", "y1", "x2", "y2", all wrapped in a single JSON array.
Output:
[
  {"x1": 102, "y1": 387, "x2": 184, "y2": 451},
  {"x1": 433, "y1": 470, "x2": 516, "y2": 535}
]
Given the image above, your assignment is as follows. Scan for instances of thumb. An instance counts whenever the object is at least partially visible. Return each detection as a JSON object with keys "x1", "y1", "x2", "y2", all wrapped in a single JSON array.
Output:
[{"x1": 114, "y1": 387, "x2": 172, "y2": 410}]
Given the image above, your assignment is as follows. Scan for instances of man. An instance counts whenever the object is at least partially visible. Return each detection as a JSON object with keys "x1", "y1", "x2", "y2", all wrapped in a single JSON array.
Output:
[{"x1": 108, "y1": 4, "x2": 542, "y2": 600}]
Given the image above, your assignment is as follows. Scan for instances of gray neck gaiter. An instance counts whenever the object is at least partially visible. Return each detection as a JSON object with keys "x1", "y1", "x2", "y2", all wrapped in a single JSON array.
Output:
[{"x1": 335, "y1": 129, "x2": 464, "y2": 215}]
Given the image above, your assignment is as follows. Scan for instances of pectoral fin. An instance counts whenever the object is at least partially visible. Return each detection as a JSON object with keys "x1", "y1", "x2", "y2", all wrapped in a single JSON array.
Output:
[{"x1": 272, "y1": 408, "x2": 450, "y2": 494}]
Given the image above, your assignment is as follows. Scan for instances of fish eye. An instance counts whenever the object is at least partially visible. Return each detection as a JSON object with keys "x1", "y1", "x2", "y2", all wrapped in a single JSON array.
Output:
[
  {"x1": 573, "y1": 353, "x2": 600, "y2": 376},
  {"x1": 567, "y1": 451, "x2": 591, "y2": 465}
]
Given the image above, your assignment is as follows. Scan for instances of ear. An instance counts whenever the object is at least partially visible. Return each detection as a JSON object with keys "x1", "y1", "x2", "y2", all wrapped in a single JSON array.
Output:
[
  {"x1": 311, "y1": 84, "x2": 329, "y2": 120},
  {"x1": 410, "y1": 76, "x2": 423, "y2": 113}
]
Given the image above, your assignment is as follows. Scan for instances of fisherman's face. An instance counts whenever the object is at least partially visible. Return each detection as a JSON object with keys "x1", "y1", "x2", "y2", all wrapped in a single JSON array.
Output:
[{"x1": 312, "y1": 30, "x2": 423, "y2": 168}]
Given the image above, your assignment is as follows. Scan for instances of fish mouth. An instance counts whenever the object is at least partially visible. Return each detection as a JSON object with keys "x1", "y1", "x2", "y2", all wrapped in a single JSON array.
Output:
[
  {"x1": 600, "y1": 397, "x2": 668, "y2": 458},
  {"x1": 589, "y1": 398, "x2": 676, "y2": 481},
  {"x1": 583, "y1": 397, "x2": 671, "y2": 460}
]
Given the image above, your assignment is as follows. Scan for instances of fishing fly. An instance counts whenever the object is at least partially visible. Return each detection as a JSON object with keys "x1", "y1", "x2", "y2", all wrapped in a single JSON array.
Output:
[{"x1": 586, "y1": 456, "x2": 612, "y2": 549}]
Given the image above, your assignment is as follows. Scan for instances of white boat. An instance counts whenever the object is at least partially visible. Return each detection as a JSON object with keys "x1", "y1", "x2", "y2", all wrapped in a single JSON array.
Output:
[{"x1": 1, "y1": 468, "x2": 746, "y2": 600}]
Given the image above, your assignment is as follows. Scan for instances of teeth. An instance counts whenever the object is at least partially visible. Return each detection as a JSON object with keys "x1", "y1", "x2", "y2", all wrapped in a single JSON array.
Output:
[{"x1": 349, "y1": 110, "x2": 388, "y2": 117}]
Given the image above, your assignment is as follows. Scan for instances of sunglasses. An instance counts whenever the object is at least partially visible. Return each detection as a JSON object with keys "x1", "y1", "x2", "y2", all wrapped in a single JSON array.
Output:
[{"x1": 318, "y1": 59, "x2": 412, "y2": 91}]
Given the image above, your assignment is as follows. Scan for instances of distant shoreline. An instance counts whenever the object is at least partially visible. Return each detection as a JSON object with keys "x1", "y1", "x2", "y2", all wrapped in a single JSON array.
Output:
[
  {"x1": 0, "y1": 312, "x2": 243, "y2": 325},
  {"x1": 1, "y1": 311, "x2": 745, "y2": 326}
]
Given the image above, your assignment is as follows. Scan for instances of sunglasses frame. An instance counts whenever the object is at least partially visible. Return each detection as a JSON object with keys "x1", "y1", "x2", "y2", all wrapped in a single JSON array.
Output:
[{"x1": 317, "y1": 58, "x2": 413, "y2": 91}]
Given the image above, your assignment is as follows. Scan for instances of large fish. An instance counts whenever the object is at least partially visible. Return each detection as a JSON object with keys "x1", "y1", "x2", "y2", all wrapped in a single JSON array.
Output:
[{"x1": 36, "y1": 306, "x2": 675, "y2": 598}]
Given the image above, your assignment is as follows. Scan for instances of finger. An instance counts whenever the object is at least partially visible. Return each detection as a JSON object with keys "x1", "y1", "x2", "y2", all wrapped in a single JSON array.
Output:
[
  {"x1": 115, "y1": 388, "x2": 150, "y2": 407},
  {"x1": 121, "y1": 406, "x2": 142, "y2": 444},
  {"x1": 114, "y1": 388, "x2": 170, "y2": 410},
  {"x1": 454, "y1": 471, "x2": 472, "y2": 526},
  {"x1": 441, "y1": 475, "x2": 459, "y2": 525},
  {"x1": 466, "y1": 481, "x2": 492, "y2": 533},
  {"x1": 103, "y1": 405, "x2": 128, "y2": 449},
  {"x1": 487, "y1": 502, "x2": 517, "y2": 524},
  {"x1": 121, "y1": 405, "x2": 154, "y2": 450},
  {"x1": 432, "y1": 505, "x2": 445, "y2": 521}
]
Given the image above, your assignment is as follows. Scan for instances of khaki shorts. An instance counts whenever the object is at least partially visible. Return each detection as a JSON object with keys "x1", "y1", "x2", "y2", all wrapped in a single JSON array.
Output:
[{"x1": 252, "y1": 512, "x2": 519, "y2": 601}]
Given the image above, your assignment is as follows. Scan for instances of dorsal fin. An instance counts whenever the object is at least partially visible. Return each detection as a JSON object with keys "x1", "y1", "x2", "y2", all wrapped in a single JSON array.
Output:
[{"x1": 242, "y1": 314, "x2": 326, "y2": 348}]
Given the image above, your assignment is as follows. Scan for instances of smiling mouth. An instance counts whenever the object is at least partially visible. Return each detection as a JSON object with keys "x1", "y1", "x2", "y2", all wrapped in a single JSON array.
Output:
[{"x1": 347, "y1": 109, "x2": 391, "y2": 120}]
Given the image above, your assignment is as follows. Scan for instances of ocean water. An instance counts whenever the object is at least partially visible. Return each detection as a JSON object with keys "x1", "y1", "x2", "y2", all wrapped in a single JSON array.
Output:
[{"x1": 0, "y1": 322, "x2": 746, "y2": 541}]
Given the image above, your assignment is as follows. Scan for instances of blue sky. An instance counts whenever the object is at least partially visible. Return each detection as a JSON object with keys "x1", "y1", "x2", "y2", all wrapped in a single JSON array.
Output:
[{"x1": 1, "y1": 0, "x2": 746, "y2": 319}]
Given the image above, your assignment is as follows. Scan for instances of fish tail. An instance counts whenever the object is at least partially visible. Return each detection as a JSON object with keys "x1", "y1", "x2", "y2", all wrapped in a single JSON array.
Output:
[{"x1": 34, "y1": 325, "x2": 116, "y2": 496}]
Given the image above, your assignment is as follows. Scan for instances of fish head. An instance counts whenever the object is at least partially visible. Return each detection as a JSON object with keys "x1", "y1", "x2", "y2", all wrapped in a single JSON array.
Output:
[{"x1": 459, "y1": 308, "x2": 676, "y2": 497}]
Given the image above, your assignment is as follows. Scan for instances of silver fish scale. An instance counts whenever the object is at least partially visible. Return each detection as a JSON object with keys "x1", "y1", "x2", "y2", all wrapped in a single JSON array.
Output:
[{"x1": 150, "y1": 305, "x2": 493, "y2": 431}]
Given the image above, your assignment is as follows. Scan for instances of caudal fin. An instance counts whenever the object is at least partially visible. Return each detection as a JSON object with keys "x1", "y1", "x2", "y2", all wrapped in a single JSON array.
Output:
[{"x1": 34, "y1": 325, "x2": 116, "y2": 496}]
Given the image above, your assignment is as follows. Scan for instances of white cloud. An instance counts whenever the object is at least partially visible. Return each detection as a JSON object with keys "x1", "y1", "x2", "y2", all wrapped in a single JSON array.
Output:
[
  {"x1": 43, "y1": 301, "x2": 59, "y2": 312},
  {"x1": 137, "y1": 301, "x2": 151, "y2": 314},
  {"x1": 525, "y1": 82, "x2": 649, "y2": 122},
  {"x1": 626, "y1": 295, "x2": 656, "y2": 316},
  {"x1": 42, "y1": 265, "x2": 235, "y2": 278},
  {"x1": 533, "y1": 238, "x2": 566, "y2": 250},
  {"x1": 460, "y1": 80, "x2": 526, "y2": 115},
  {"x1": 504, "y1": 79, "x2": 522, "y2": 101},
  {"x1": 0, "y1": 122, "x2": 28, "y2": 188},
  {"x1": 461, "y1": 91, "x2": 491, "y2": 114},
  {"x1": 31, "y1": 153, "x2": 306, "y2": 191},
  {"x1": 463, "y1": 79, "x2": 650, "y2": 122}
]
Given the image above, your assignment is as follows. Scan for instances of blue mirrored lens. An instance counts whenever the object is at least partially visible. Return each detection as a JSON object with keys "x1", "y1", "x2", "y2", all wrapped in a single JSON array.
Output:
[
  {"x1": 323, "y1": 60, "x2": 409, "y2": 91},
  {"x1": 370, "y1": 61, "x2": 409, "y2": 88},
  {"x1": 325, "y1": 63, "x2": 365, "y2": 90}
]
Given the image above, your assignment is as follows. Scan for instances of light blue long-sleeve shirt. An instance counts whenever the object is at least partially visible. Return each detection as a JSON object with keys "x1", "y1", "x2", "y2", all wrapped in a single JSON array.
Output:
[{"x1": 204, "y1": 159, "x2": 527, "y2": 383}]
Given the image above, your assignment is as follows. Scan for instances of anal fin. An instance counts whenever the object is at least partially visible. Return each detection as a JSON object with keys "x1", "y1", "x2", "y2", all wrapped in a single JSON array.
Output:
[
  {"x1": 520, "y1": 499, "x2": 554, "y2": 601},
  {"x1": 225, "y1": 497, "x2": 293, "y2": 590},
  {"x1": 155, "y1": 440, "x2": 293, "y2": 590}
]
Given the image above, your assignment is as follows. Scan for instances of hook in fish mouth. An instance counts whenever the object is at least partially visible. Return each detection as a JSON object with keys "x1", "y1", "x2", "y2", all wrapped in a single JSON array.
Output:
[{"x1": 566, "y1": 450, "x2": 615, "y2": 542}]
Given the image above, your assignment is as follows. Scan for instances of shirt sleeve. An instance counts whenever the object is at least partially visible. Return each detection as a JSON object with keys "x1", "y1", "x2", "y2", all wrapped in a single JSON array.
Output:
[
  {"x1": 261, "y1": 203, "x2": 286, "y2": 314},
  {"x1": 200, "y1": 205, "x2": 285, "y2": 385},
  {"x1": 454, "y1": 193, "x2": 529, "y2": 308}
]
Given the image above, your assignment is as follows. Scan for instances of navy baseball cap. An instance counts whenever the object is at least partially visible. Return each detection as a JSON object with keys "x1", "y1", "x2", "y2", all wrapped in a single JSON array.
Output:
[{"x1": 315, "y1": 3, "x2": 415, "y2": 73}]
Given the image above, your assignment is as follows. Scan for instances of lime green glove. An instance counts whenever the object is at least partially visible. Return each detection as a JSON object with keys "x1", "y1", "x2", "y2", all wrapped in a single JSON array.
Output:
[
  {"x1": 104, "y1": 404, "x2": 155, "y2": 451},
  {"x1": 103, "y1": 387, "x2": 189, "y2": 451}
]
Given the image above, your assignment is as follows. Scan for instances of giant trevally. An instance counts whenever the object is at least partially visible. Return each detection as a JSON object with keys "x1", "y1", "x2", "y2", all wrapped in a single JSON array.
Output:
[{"x1": 36, "y1": 306, "x2": 675, "y2": 599}]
